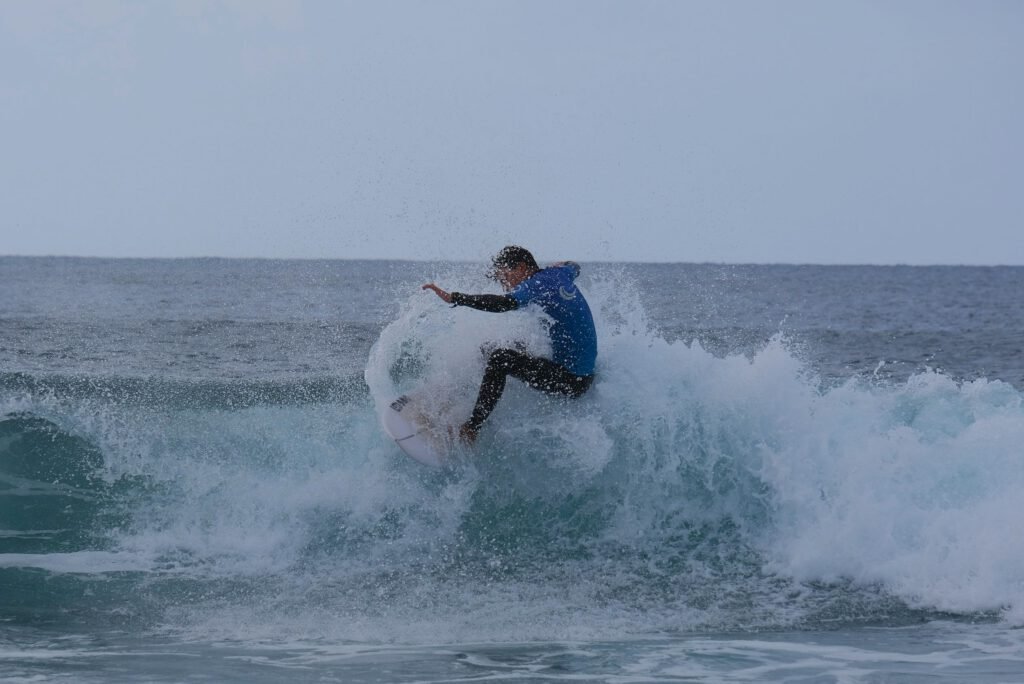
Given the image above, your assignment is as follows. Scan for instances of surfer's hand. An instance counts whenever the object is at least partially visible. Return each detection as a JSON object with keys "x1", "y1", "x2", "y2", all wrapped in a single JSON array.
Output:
[{"x1": 422, "y1": 283, "x2": 452, "y2": 304}]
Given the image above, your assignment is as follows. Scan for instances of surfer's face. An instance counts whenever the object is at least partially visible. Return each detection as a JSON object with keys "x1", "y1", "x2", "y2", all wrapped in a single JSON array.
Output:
[{"x1": 495, "y1": 264, "x2": 530, "y2": 291}]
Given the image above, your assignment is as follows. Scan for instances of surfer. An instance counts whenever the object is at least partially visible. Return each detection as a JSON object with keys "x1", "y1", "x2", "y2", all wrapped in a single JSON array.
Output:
[{"x1": 422, "y1": 245, "x2": 597, "y2": 444}]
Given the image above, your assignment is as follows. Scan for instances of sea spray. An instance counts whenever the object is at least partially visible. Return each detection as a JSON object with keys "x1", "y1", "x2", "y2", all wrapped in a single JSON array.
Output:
[{"x1": 363, "y1": 267, "x2": 1024, "y2": 630}]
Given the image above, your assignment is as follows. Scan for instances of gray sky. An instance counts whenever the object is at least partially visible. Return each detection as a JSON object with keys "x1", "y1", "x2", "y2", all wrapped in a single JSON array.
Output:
[{"x1": 2, "y1": 1, "x2": 1022, "y2": 264}]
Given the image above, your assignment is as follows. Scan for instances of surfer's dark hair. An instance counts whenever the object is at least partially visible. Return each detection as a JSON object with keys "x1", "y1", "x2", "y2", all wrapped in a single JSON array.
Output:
[{"x1": 489, "y1": 245, "x2": 538, "y2": 278}]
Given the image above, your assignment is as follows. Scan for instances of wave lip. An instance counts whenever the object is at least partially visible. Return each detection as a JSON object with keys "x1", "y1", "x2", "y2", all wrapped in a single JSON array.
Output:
[{"x1": 0, "y1": 413, "x2": 117, "y2": 555}]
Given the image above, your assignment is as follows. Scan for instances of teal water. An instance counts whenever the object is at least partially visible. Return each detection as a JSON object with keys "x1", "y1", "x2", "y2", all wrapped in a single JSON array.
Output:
[{"x1": 2, "y1": 257, "x2": 1023, "y2": 682}]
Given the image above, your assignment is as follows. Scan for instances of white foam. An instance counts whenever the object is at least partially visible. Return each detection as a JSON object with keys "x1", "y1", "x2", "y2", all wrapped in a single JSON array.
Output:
[{"x1": 0, "y1": 550, "x2": 153, "y2": 574}]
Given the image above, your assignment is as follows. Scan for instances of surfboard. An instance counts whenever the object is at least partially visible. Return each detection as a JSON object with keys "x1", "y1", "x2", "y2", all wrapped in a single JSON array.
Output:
[{"x1": 381, "y1": 393, "x2": 453, "y2": 467}]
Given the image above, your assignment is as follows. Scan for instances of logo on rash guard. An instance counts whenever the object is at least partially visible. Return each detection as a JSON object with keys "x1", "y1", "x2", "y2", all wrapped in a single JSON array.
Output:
[{"x1": 559, "y1": 286, "x2": 577, "y2": 300}]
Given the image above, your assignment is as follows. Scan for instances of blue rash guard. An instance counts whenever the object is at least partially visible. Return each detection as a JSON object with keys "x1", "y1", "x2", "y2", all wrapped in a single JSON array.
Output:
[{"x1": 508, "y1": 263, "x2": 597, "y2": 377}]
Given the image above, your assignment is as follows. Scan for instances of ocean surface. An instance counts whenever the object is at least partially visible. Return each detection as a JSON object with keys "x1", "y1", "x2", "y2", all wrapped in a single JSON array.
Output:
[{"x1": 2, "y1": 256, "x2": 1023, "y2": 682}]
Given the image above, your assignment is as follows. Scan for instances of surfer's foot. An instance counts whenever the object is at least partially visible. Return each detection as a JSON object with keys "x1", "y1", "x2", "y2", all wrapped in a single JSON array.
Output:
[{"x1": 458, "y1": 423, "x2": 478, "y2": 446}]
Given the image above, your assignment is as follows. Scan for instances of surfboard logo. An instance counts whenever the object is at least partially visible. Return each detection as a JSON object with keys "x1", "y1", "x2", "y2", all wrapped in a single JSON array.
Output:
[
  {"x1": 559, "y1": 286, "x2": 577, "y2": 301},
  {"x1": 390, "y1": 395, "x2": 410, "y2": 412}
]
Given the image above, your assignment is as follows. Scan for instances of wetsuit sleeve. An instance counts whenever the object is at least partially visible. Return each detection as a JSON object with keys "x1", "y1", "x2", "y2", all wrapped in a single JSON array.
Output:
[{"x1": 450, "y1": 292, "x2": 519, "y2": 312}]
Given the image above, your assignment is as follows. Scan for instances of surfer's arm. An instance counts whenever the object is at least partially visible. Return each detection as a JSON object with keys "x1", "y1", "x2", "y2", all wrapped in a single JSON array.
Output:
[
  {"x1": 450, "y1": 292, "x2": 518, "y2": 312},
  {"x1": 422, "y1": 283, "x2": 453, "y2": 303},
  {"x1": 422, "y1": 284, "x2": 518, "y2": 312}
]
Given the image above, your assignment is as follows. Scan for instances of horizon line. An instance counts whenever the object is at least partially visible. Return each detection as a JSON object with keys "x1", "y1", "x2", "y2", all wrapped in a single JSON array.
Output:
[{"x1": 1, "y1": 253, "x2": 1021, "y2": 268}]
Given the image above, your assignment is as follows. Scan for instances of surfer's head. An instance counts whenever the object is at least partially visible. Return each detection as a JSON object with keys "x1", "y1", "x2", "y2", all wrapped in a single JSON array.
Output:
[{"x1": 488, "y1": 245, "x2": 539, "y2": 290}]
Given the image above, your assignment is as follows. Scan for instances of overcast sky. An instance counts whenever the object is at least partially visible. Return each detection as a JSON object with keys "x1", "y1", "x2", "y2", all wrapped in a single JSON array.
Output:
[{"x1": 2, "y1": 1, "x2": 1022, "y2": 264}]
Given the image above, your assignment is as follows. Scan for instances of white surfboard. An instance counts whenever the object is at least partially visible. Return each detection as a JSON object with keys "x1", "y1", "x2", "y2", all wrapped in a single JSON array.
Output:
[{"x1": 381, "y1": 393, "x2": 454, "y2": 467}]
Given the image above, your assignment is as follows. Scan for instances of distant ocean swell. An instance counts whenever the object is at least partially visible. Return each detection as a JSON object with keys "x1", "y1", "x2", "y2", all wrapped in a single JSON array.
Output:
[
  {"x1": 0, "y1": 371, "x2": 368, "y2": 410},
  {"x1": 2, "y1": 278, "x2": 1024, "y2": 642}
]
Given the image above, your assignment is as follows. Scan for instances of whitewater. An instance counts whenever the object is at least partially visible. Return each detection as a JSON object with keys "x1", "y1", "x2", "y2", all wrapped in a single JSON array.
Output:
[{"x1": 2, "y1": 256, "x2": 1023, "y2": 682}]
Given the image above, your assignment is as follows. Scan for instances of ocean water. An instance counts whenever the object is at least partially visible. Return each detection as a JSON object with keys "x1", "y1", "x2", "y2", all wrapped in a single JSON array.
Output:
[{"x1": 2, "y1": 256, "x2": 1023, "y2": 682}]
